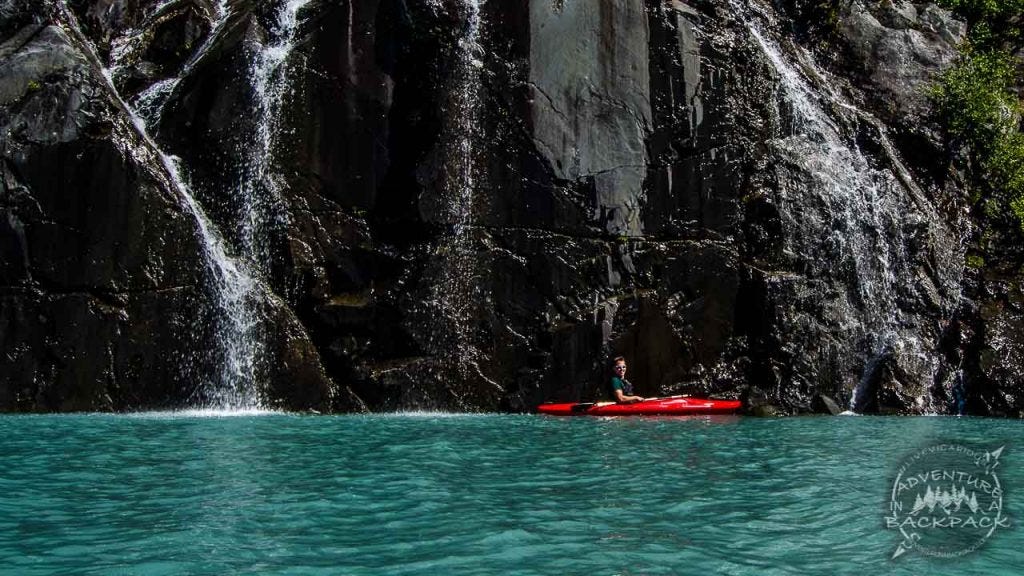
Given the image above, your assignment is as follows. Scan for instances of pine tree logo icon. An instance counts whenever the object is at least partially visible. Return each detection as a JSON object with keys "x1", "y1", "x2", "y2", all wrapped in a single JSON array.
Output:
[{"x1": 908, "y1": 485, "x2": 981, "y2": 516}]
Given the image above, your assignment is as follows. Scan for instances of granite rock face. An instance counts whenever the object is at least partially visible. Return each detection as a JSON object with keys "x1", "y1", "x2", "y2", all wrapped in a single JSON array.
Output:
[
  {"x1": 2, "y1": 0, "x2": 1019, "y2": 415},
  {"x1": 0, "y1": 1, "x2": 337, "y2": 411},
  {"x1": 837, "y1": 0, "x2": 964, "y2": 122},
  {"x1": 528, "y1": 0, "x2": 651, "y2": 236},
  {"x1": 0, "y1": 13, "x2": 208, "y2": 410}
]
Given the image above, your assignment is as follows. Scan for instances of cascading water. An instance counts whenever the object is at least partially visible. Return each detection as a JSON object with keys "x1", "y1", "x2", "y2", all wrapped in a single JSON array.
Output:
[
  {"x1": 118, "y1": 0, "x2": 232, "y2": 119},
  {"x1": 123, "y1": 0, "x2": 314, "y2": 406},
  {"x1": 423, "y1": 0, "x2": 492, "y2": 384},
  {"x1": 232, "y1": 0, "x2": 313, "y2": 275},
  {"x1": 58, "y1": 1, "x2": 265, "y2": 410},
  {"x1": 143, "y1": 156, "x2": 264, "y2": 411},
  {"x1": 734, "y1": 1, "x2": 962, "y2": 412}
]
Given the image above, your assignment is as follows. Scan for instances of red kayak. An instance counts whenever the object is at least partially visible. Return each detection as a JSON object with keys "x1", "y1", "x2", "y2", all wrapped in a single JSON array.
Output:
[{"x1": 538, "y1": 396, "x2": 741, "y2": 416}]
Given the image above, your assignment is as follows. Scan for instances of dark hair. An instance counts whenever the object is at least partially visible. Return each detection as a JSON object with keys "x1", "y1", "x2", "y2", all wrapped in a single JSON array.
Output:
[{"x1": 613, "y1": 356, "x2": 625, "y2": 365}]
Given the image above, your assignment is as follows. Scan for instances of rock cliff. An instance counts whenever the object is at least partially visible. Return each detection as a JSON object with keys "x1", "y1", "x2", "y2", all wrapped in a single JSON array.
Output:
[{"x1": 1, "y1": 0, "x2": 1021, "y2": 415}]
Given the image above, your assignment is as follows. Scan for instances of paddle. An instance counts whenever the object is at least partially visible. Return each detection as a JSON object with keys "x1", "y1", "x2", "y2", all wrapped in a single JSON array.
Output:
[
  {"x1": 570, "y1": 401, "x2": 615, "y2": 413},
  {"x1": 572, "y1": 396, "x2": 691, "y2": 412}
]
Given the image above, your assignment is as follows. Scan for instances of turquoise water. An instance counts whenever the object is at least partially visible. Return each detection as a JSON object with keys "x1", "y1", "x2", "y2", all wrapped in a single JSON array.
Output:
[{"x1": 0, "y1": 413, "x2": 1020, "y2": 575}]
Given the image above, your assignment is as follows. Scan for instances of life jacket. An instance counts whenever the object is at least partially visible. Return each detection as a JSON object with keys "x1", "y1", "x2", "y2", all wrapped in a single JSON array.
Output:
[{"x1": 611, "y1": 376, "x2": 634, "y2": 397}]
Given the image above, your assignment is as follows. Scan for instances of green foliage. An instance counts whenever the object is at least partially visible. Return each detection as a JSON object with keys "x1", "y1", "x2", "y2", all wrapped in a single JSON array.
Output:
[
  {"x1": 936, "y1": 0, "x2": 1024, "y2": 47},
  {"x1": 966, "y1": 253, "x2": 987, "y2": 268},
  {"x1": 1012, "y1": 188, "x2": 1024, "y2": 227},
  {"x1": 989, "y1": 130, "x2": 1024, "y2": 189},
  {"x1": 938, "y1": 0, "x2": 1024, "y2": 21},
  {"x1": 932, "y1": 49, "x2": 1024, "y2": 233},
  {"x1": 931, "y1": 51, "x2": 1018, "y2": 147},
  {"x1": 26, "y1": 79, "x2": 40, "y2": 92}
]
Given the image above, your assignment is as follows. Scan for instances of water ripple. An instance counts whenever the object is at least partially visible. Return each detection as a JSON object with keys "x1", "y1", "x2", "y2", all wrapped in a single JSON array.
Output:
[{"x1": 0, "y1": 415, "x2": 1020, "y2": 574}]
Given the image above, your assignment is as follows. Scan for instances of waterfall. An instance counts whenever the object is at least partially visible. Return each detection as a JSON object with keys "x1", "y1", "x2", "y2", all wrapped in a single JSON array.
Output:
[
  {"x1": 233, "y1": 0, "x2": 313, "y2": 274},
  {"x1": 58, "y1": 1, "x2": 265, "y2": 410},
  {"x1": 734, "y1": 1, "x2": 961, "y2": 412},
  {"x1": 747, "y1": 22, "x2": 907, "y2": 339},
  {"x1": 120, "y1": 0, "x2": 231, "y2": 120},
  {"x1": 143, "y1": 155, "x2": 264, "y2": 411},
  {"x1": 120, "y1": 0, "x2": 314, "y2": 405},
  {"x1": 448, "y1": 1, "x2": 484, "y2": 242},
  {"x1": 425, "y1": 0, "x2": 490, "y2": 381}
]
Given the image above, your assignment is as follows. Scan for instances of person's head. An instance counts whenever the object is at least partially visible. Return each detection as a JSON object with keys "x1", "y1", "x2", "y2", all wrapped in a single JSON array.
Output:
[{"x1": 612, "y1": 356, "x2": 627, "y2": 376}]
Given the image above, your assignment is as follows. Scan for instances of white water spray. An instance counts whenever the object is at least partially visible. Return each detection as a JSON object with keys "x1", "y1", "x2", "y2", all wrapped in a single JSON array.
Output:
[
  {"x1": 430, "y1": 0, "x2": 487, "y2": 376},
  {"x1": 233, "y1": 0, "x2": 314, "y2": 274},
  {"x1": 59, "y1": 1, "x2": 264, "y2": 409},
  {"x1": 128, "y1": 0, "x2": 232, "y2": 121},
  {"x1": 734, "y1": 1, "x2": 961, "y2": 412},
  {"x1": 401, "y1": 0, "x2": 502, "y2": 399}
]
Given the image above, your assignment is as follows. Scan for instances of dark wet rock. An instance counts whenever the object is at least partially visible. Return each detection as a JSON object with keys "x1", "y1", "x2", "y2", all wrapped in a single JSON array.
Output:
[
  {"x1": 743, "y1": 386, "x2": 785, "y2": 416},
  {"x1": 835, "y1": 1, "x2": 963, "y2": 122},
  {"x1": 0, "y1": 18, "x2": 210, "y2": 410},
  {"x1": 1, "y1": 0, "x2": 49, "y2": 41},
  {"x1": 961, "y1": 270, "x2": 1024, "y2": 418},
  {"x1": 0, "y1": 4, "x2": 336, "y2": 411},
  {"x1": 4, "y1": 0, "x2": 1019, "y2": 416},
  {"x1": 109, "y1": 0, "x2": 216, "y2": 98},
  {"x1": 812, "y1": 393, "x2": 842, "y2": 415},
  {"x1": 750, "y1": 404, "x2": 785, "y2": 417}
]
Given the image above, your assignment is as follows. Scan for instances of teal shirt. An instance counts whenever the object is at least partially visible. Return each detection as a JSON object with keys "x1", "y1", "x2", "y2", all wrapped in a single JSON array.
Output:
[{"x1": 611, "y1": 376, "x2": 634, "y2": 397}]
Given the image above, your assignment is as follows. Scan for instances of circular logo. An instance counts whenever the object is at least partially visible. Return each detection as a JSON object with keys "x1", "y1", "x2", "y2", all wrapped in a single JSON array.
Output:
[{"x1": 886, "y1": 444, "x2": 1010, "y2": 559}]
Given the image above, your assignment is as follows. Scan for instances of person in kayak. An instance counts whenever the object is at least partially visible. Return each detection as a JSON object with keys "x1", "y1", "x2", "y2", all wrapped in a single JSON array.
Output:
[{"x1": 610, "y1": 357, "x2": 646, "y2": 403}]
